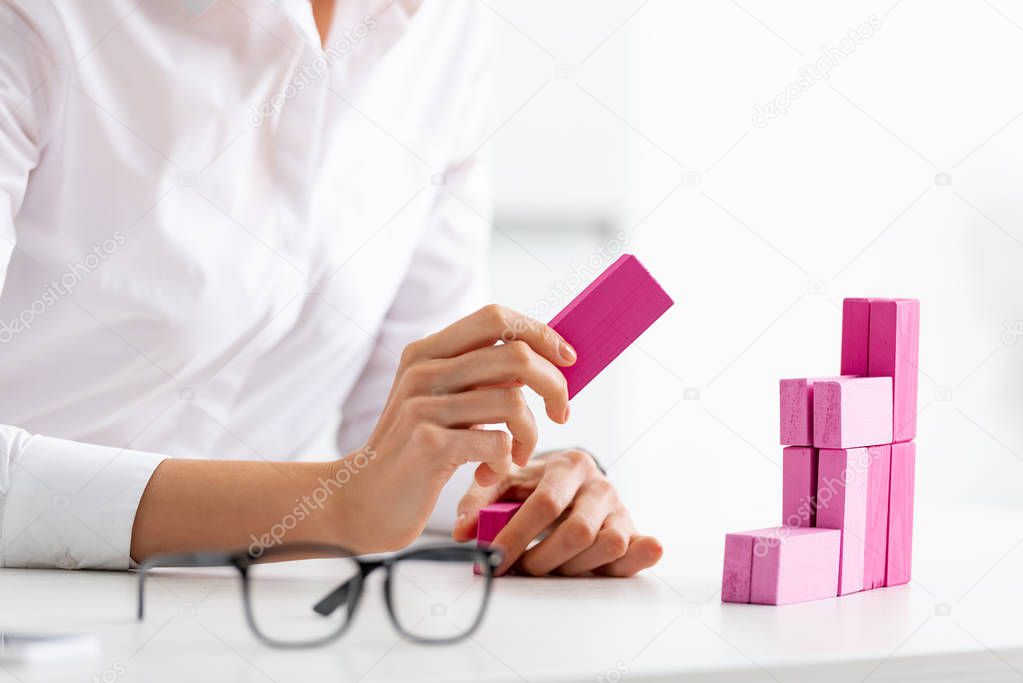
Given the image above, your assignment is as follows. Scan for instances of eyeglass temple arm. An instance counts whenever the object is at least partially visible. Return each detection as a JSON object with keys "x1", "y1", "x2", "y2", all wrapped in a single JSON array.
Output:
[
  {"x1": 312, "y1": 560, "x2": 386, "y2": 616},
  {"x1": 137, "y1": 551, "x2": 236, "y2": 620},
  {"x1": 311, "y1": 548, "x2": 502, "y2": 617}
]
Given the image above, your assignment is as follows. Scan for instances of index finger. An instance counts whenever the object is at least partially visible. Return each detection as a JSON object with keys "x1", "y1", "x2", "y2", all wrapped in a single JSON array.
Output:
[
  {"x1": 404, "y1": 304, "x2": 576, "y2": 369},
  {"x1": 490, "y1": 461, "x2": 590, "y2": 575}
]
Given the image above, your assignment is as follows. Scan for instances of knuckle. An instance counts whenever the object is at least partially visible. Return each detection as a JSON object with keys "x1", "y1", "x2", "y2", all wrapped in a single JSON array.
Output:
[
  {"x1": 601, "y1": 529, "x2": 629, "y2": 559},
  {"x1": 532, "y1": 489, "x2": 564, "y2": 518},
  {"x1": 407, "y1": 395, "x2": 439, "y2": 421},
  {"x1": 564, "y1": 449, "x2": 589, "y2": 467},
  {"x1": 505, "y1": 339, "x2": 532, "y2": 364},
  {"x1": 480, "y1": 303, "x2": 508, "y2": 330},
  {"x1": 491, "y1": 430, "x2": 514, "y2": 453},
  {"x1": 399, "y1": 363, "x2": 427, "y2": 391},
  {"x1": 561, "y1": 516, "x2": 597, "y2": 550},
  {"x1": 518, "y1": 425, "x2": 538, "y2": 450},
  {"x1": 590, "y1": 477, "x2": 615, "y2": 499},
  {"x1": 504, "y1": 387, "x2": 527, "y2": 411},
  {"x1": 400, "y1": 340, "x2": 425, "y2": 366},
  {"x1": 402, "y1": 360, "x2": 443, "y2": 394},
  {"x1": 410, "y1": 423, "x2": 444, "y2": 451}
]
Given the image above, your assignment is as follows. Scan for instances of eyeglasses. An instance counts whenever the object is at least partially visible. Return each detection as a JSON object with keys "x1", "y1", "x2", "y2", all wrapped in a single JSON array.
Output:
[{"x1": 137, "y1": 543, "x2": 503, "y2": 648}]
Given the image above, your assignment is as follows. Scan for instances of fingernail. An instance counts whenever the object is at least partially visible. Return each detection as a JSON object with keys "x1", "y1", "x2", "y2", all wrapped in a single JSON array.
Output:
[
  {"x1": 563, "y1": 404, "x2": 570, "y2": 423},
  {"x1": 456, "y1": 512, "x2": 468, "y2": 527},
  {"x1": 559, "y1": 340, "x2": 577, "y2": 364}
]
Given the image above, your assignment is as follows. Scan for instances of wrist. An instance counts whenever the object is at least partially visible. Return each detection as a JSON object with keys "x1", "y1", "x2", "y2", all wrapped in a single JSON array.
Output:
[{"x1": 322, "y1": 449, "x2": 381, "y2": 553}]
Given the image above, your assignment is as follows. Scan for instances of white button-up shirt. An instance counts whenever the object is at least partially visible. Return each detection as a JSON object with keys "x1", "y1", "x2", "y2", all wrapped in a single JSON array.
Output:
[{"x1": 0, "y1": 0, "x2": 490, "y2": 568}]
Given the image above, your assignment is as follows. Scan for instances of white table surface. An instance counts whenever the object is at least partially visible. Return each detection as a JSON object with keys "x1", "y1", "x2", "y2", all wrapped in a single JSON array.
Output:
[{"x1": 2, "y1": 502, "x2": 1022, "y2": 683}]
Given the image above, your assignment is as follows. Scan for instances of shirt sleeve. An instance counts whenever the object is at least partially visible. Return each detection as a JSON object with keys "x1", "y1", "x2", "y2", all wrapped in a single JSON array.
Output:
[
  {"x1": 0, "y1": 427, "x2": 166, "y2": 569},
  {"x1": 0, "y1": 4, "x2": 166, "y2": 569},
  {"x1": 336, "y1": 5, "x2": 494, "y2": 534}
]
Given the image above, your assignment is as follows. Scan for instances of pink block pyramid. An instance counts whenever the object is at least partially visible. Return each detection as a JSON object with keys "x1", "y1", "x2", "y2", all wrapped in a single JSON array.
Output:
[{"x1": 722, "y1": 298, "x2": 919, "y2": 605}]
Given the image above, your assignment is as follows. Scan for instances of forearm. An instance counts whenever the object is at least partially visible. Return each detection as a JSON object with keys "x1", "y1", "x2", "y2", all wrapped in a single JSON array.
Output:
[{"x1": 129, "y1": 458, "x2": 368, "y2": 562}]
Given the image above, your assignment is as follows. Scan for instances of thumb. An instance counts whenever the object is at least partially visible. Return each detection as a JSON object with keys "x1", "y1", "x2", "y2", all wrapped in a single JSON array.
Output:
[{"x1": 452, "y1": 481, "x2": 503, "y2": 542}]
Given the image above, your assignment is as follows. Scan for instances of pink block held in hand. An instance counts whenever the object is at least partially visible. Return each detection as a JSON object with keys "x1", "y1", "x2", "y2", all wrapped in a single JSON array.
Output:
[
  {"x1": 548, "y1": 254, "x2": 673, "y2": 399},
  {"x1": 477, "y1": 502, "x2": 523, "y2": 547},
  {"x1": 474, "y1": 502, "x2": 523, "y2": 575}
]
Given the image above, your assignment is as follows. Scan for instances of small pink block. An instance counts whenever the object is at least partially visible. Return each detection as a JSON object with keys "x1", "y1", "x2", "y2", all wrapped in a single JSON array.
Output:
[
  {"x1": 723, "y1": 528, "x2": 840, "y2": 605},
  {"x1": 817, "y1": 448, "x2": 870, "y2": 595},
  {"x1": 475, "y1": 502, "x2": 523, "y2": 575},
  {"x1": 779, "y1": 379, "x2": 815, "y2": 446},
  {"x1": 782, "y1": 446, "x2": 818, "y2": 527},
  {"x1": 841, "y1": 298, "x2": 872, "y2": 376},
  {"x1": 748, "y1": 527, "x2": 840, "y2": 605},
  {"x1": 868, "y1": 299, "x2": 920, "y2": 442},
  {"x1": 477, "y1": 502, "x2": 523, "y2": 546},
  {"x1": 548, "y1": 254, "x2": 673, "y2": 399},
  {"x1": 863, "y1": 445, "x2": 892, "y2": 590},
  {"x1": 885, "y1": 441, "x2": 916, "y2": 586},
  {"x1": 780, "y1": 377, "x2": 846, "y2": 446},
  {"x1": 722, "y1": 534, "x2": 754, "y2": 603},
  {"x1": 813, "y1": 377, "x2": 893, "y2": 449}
]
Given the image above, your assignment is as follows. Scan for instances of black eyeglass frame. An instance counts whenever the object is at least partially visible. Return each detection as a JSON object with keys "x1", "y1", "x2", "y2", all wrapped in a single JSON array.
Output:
[{"x1": 136, "y1": 542, "x2": 503, "y2": 648}]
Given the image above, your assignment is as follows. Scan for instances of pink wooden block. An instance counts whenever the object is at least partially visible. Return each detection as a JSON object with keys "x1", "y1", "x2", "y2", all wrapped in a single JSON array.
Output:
[
  {"x1": 841, "y1": 298, "x2": 872, "y2": 376},
  {"x1": 779, "y1": 379, "x2": 815, "y2": 446},
  {"x1": 813, "y1": 377, "x2": 893, "y2": 449},
  {"x1": 548, "y1": 254, "x2": 673, "y2": 399},
  {"x1": 477, "y1": 502, "x2": 523, "y2": 546},
  {"x1": 817, "y1": 448, "x2": 870, "y2": 595},
  {"x1": 780, "y1": 377, "x2": 852, "y2": 446},
  {"x1": 748, "y1": 527, "x2": 841, "y2": 605},
  {"x1": 868, "y1": 299, "x2": 920, "y2": 442},
  {"x1": 885, "y1": 441, "x2": 916, "y2": 586},
  {"x1": 782, "y1": 446, "x2": 818, "y2": 527},
  {"x1": 862, "y1": 445, "x2": 892, "y2": 590},
  {"x1": 475, "y1": 502, "x2": 523, "y2": 575},
  {"x1": 722, "y1": 533, "x2": 754, "y2": 603}
]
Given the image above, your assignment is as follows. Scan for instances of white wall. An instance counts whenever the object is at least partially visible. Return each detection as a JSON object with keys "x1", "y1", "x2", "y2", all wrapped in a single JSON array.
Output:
[{"x1": 487, "y1": 0, "x2": 1023, "y2": 574}]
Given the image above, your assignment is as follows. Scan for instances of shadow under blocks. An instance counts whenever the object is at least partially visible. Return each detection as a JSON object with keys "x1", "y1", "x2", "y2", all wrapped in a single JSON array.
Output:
[{"x1": 722, "y1": 298, "x2": 919, "y2": 605}]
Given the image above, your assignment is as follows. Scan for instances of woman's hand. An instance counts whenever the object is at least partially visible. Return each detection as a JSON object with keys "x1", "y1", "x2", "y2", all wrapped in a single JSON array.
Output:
[
  {"x1": 452, "y1": 449, "x2": 663, "y2": 576},
  {"x1": 343, "y1": 305, "x2": 577, "y2": 551}
]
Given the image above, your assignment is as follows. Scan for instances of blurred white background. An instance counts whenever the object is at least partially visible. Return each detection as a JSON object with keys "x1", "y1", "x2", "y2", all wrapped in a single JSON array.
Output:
[{"x1": 478, "y1": 0, "x2": 1023, "y2": 579}]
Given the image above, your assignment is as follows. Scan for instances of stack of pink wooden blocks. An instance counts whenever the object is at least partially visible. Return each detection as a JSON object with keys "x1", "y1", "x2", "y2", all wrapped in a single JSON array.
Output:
[{"x1": 722, "y1": 298, "x2": 920, "y2": 605}]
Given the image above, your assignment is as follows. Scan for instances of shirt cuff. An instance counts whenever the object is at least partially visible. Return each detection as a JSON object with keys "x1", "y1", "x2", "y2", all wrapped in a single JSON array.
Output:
[{"x1": 1, "y1": 431, "x2": 166, "y2": 569}]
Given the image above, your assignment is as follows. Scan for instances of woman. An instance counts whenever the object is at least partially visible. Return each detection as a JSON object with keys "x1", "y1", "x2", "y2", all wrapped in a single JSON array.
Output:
[{"x1": 0, "y1": 0, "x2": 661, "y2": 577}]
